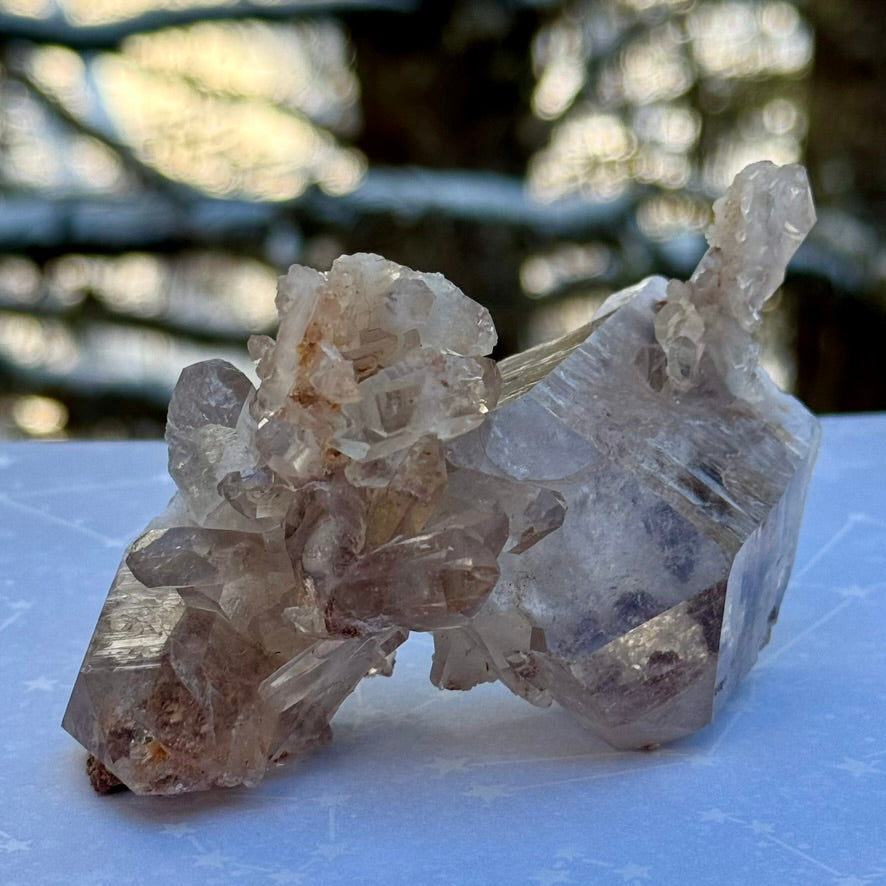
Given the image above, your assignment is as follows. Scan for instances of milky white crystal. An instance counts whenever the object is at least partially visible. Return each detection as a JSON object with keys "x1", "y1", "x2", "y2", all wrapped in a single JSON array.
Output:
[{"x1": 64, "y1": 162, "x2": 819, "y2": 793}]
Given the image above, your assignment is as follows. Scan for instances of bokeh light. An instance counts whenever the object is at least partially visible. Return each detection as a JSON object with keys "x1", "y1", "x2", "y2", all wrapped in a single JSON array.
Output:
[{"x1": 11, "y1": 395, "x2": 68, "y2": 436}]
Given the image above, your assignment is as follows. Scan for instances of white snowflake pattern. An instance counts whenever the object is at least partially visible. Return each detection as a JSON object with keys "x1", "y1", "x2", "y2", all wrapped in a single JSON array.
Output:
[
  {"x1": 555, "y1": 846, "x2": 583, "y2": 862},
  {"x1": 834, "y1": 585, "x2": 872, "y2": 600},
  {"x1": 530, "y1": 869, "x2": 571, "y2": 886},
  {"x1": 269, "y1": 871, "x2": 305, "y2": 885},
  {"x1": 161, "y1": 824, "x2": 196, "y2": 838},
  {"x1": 426, "y1": 756, "x2": 471, "y2": 776},
  {"x1": 314, "y1": 791, "x2": 349, "y2": 808},
  {"x1": 614, "y1": 863, "x2": 651, "y2": 882},
  {"x1": 193, "y1": 849, "x2": 228, "y2": 869},
  {"x1": 314, "y1": 842, "x2": 350, "y2": 861},
  {"x1": 22, "y1": 676, "x2": 57, "y2": 692},
  {"x1": 834, "y1": 758, "x2": 882, "y2": 779},
  {"x1": 462, "y1": 783, "x2": 512, "y2": 803}
]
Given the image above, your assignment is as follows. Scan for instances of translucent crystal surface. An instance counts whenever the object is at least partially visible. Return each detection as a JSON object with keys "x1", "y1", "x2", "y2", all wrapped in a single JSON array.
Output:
[{"x1": 64, "y1": 162, "x2": 819, "y2": 793}]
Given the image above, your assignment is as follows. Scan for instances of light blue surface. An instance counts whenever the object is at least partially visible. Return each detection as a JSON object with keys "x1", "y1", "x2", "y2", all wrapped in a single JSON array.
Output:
[{"x1": 1, "y1": 415, "x2": 884, "y2": 886}]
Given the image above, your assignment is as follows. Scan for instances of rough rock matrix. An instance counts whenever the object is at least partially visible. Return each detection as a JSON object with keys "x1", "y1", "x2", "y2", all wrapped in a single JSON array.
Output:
[{"x1": 64, "y1": 162, "x2": 819, "y2": 794}]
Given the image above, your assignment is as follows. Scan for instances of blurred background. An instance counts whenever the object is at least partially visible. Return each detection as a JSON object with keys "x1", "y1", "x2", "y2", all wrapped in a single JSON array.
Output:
[{"x1": 0, "y1": 0, "x2": 884, "y2": 439}]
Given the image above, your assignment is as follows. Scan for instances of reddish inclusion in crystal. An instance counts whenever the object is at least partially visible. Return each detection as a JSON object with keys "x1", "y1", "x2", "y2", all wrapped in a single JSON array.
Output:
[{"x1": 64, "y1": 165, "x2": 819, "y2": 794}]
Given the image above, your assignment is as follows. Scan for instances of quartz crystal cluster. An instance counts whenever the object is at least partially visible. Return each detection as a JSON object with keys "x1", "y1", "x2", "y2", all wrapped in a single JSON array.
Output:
[{"x1": 64, "y1": 162, "x2": 820, "y2": 794}]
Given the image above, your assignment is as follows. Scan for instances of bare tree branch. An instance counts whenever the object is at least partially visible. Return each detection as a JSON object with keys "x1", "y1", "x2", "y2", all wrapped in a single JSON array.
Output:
[
  {"x1": 0, "y1": 0, "x2": 418, "y2": 49},
  {"x1": 0, "y1": 194, "x2": 275, "y2": 250},
  {"x1": 4, "y1": 69, "x2": 197, "y2": 202},
  {"x1": 309, "y1": 167, "x2": 635, "y2": 234},
  {"x1": 0, "y1": 168, "x2": 635, "y2": 251}
]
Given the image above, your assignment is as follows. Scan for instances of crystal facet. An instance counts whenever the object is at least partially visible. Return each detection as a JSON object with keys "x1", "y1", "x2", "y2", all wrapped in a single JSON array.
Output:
[{"x1": 64, "y1": 162, "x2": 819, "y2": 794}]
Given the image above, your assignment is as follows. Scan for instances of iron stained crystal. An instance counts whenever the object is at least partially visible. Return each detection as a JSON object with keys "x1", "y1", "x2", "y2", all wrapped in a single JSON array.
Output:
[{"x1": 64, "y1": 161, "x2": 820, "y2": 794}]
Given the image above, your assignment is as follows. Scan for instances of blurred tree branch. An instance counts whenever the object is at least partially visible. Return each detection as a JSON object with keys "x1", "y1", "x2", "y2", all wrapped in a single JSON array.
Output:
[
  {"x1": 0, "y1": 0, "x2": 418, "y2": 49},
  {"x1": 3, "y1": 68, "x2": 196, "y2": 199},
  {"x1": 0, "y1": 168, "x2": 635, "y2": 251}
]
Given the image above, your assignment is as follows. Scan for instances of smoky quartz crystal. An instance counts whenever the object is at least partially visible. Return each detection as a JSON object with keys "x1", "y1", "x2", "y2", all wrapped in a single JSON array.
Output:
[{"x1": 64, "y1": 161, "x2": 819, "y2": 793}]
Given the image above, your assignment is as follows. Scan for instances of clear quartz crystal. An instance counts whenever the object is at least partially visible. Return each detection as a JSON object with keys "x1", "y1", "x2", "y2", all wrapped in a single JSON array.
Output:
[{"x1": 64, "y1": 162, "x2": 820, "y2": 793}]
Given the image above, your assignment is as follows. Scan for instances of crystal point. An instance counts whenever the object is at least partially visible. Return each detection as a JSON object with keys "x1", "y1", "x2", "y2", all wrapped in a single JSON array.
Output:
[{"x1": 65, "y1": 163, "x2": 819, "y2": 794}]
